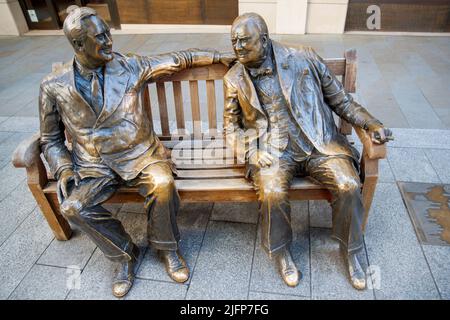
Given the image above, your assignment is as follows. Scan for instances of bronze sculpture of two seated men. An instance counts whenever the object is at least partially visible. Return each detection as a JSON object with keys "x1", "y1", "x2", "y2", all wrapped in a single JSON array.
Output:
[{"x1": 39, "y1": 6, "x2": 392, "y2": 297}]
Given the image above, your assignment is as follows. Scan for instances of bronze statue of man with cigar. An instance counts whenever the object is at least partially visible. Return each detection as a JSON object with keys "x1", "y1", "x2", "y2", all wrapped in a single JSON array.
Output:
[{"x1": 223, "y1": 13, "x2": 392, "y2": 289}]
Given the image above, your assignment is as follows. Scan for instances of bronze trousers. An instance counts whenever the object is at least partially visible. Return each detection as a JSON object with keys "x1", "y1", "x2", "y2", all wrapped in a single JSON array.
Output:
[
  {"x1": 247, "y1": 152, "x2": 364, "y2": 256},
  {"x1": 59, "y1": 162, "x2": 180, "y2": 263}
]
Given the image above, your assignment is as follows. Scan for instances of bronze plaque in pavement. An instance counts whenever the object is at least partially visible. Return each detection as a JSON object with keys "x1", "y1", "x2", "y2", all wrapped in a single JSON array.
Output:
[{"x1": 398, "y1": 182, "x2": 450, "y2": 246}]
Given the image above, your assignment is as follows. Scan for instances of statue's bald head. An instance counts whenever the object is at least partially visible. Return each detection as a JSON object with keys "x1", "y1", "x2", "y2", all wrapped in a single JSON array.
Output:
[
  {"x1": 230, "y1": 13, "x2": 270, "y2": 68},
  {"x1": 231, "y1": 12, "x2": 269, "y2": 38}
]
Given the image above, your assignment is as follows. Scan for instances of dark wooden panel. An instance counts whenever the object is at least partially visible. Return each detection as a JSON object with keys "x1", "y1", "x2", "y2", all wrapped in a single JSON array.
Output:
[
  {"x1": 116, "y1": 0, "x2": 237, "y2": 25},
  {"x1": 346, "y1": 2, "x2": 450, "y2": 32}
]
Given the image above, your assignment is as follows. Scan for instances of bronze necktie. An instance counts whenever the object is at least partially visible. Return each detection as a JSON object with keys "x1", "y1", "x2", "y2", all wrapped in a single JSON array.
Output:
[{"x1": 91, "y1": 72, "x2": 103, "y2": 116}]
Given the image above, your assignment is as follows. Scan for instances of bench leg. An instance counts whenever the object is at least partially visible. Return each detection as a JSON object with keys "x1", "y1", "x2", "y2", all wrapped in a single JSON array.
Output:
[
  {"x1": 28, "y1": 183, "x2": 72, "y2": 241},
  {"x1": 361, "y1": 157, "x2": 379, "y2": 233}
]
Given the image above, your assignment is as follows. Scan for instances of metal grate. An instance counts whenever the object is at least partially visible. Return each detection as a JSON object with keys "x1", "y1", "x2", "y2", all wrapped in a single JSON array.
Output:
[{"x1": 398, "y1": 182, "x2": 450, "y2": 246}]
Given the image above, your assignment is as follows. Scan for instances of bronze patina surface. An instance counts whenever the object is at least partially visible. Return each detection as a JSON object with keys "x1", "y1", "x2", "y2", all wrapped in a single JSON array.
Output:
[
  {"x1": 398, "y1": 182, "x2": 450, "y2": 246},
  {"x1": 223, "y1": 12, "x2": 392, "y2": 290}
]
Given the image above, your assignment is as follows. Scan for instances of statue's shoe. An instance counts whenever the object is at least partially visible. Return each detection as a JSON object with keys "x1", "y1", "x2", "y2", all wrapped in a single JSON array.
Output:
[
  {"x1": 159, "y1": 250, "x2": 190, "y2": 283},
  {"x1": 347, "y1": 252, "x2": 367, "y2": 290},
  {"x1": 112, "y1": 245, "x2": 141, "y2": 298},
  {"x1": 276, "y1": 248, "x2": 301, "y2": 287}
]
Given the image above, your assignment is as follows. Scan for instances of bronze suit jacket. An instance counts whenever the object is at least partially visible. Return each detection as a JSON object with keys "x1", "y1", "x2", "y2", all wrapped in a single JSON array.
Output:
[
  {"x1": 223, "y1": 41, "x2": 379, "y2": 162},
  {"x1": 40, "y1": 50, "x2": 217, "y2": 181}
]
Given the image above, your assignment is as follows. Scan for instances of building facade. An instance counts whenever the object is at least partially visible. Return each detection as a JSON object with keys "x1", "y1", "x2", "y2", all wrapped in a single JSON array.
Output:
[{"x1": 1, "y1": 0, "x2": 449, "y2": 36}]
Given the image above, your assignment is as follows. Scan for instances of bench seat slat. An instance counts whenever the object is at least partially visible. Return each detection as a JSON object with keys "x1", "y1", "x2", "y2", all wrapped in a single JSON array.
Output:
[
  {"x1": 176, "y1": 168, "x2": 244, "y2": 179},
  {"x1": 43, "y1": 176, "x2": 324, "y2": 193},
  {"x1": 43, "y1": 176, "x2": 330, "y2": 203}
]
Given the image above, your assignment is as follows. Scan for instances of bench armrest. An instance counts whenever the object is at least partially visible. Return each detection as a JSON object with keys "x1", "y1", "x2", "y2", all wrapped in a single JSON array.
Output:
[
  {"x1": 353, "y1": 126, "x2": 387, "y2": 160},
  {"x1": 12, "y1": 132, "x2": 41, "y2": 168}
]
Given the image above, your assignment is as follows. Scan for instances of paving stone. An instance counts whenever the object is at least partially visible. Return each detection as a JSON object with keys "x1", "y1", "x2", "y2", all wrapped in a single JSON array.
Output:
[
  {"x1": 0, "y1": 130, "x2": 13, "y2": 143},
  {"x1": 103, "y1": 203, "x2": 123, "y2": 216},
  {"x1": 0, "y1": 181, "x2": 37, "y2": 245},
  {"x1": 309, "y1": 200, "x2": 332, "y2": 229},
  {"x1": 9, "y1": 264, "x2": 71, "y2": 300},
  {"x1": 422, "y1": 245, "x2": 450, "y2": 300},
  {"x1": 66, "y1": 248, "x2": 118, "y2": 300},
  {"x1": 310, "y1": 228, "x2": 374, "y2": 300},
  {"x1": 364, "y1": 183, "x2": 441, "y2": 299},
  {"x1": 186, "y1": 221, "x2": 256, "y2": 300},
  {"x1": 388, "y1": 128, "x2": 450, "y2": 149},
  {"x1": 424, "y1": 149, "x2": 450, "y2": 183},
  {"x1": 248, "y1": 291, "x2": 309, "y2": 300},
  {"x1": 378, "y1": 159, "x2": 396, "y2": 183},
  {"x1": 0, "y1": 131, "x2": 31, "y2": 169},
  {"x1": 0, "y1": 116, "x2": 39, "y2": 132},
  {"x1": 250, "y1": 201, "x2": 311, "y2": 297},
  {"x1": 37, "y1": 228, "x2": 96, "y2": 271},
  {"x1": 118, "y1": 210, "x2": 149, "y2": 248},
  {"x1": 0, "y1": 208, "x2": 54, "y2": 299},
  {"x1": 0, "y1": 162, "x2": 26, "y2": 201},
  {"x1": 388, "y1": 147, "x2": 441, "y2": 183},
  {"x1": 124, "y1": 278, "x2": 187, "y2": 300},
  {"x1": 64, "y1": 211, "x2": 149, "y2": 300},
  {"x1": 137, "y1": 203, "x2": 212, "y2": 284},
  {"x1": 121, "y1": 203, "x2": 145, "y2": 214},
  {"x1": 0, "y1": 116, "x2": 10, "y2": 124},
  {"x1": 211, "y1": 202, "x2": 259, "y2": 224}
]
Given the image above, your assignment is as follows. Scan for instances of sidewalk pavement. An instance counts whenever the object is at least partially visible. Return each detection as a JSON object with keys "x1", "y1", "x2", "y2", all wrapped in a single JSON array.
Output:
[{"x1": 0, "y1": 33, "x2": 449, "y2": 300}]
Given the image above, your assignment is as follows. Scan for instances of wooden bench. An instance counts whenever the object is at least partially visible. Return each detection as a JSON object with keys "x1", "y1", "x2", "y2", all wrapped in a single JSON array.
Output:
[{"x1": 12, "y1": 49, "x2": 386, "y2": 242}]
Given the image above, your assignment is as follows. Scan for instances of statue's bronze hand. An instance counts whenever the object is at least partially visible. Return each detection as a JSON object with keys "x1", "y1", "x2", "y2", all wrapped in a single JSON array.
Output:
[
  {"x1": 249, "y1": 150, "x2": 274, "y2": 168},
  {"x1": 218, "y1": 52, "x2": 237, "y2": 67},
  {"x1": 57, "y1": 168, "x2": 79, "y2": 202},
  {"x1": 366, "y1": 123, "x2": 393, "y2": 144}
]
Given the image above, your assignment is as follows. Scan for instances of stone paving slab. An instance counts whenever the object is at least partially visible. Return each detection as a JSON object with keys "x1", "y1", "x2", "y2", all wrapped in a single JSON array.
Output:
[
  {"x1": 137, "y1": 203, "x2": 212, "y2": 284},
  {"x1": 250, "y1": 201, "x2": 311, "y2": 298},
  {"x1": 210, "y1": 203, "x2": 259, "y2": 224},
  {"x1": 388, "y1": 128, "x2": 450, "y2": 150},
  {"x1": 0, "y1": 181, "x2": 36, "y2": 246},
  {"x1": 387, "y1": 147, "x2": 441, "y2": 183},
  {"x1": 37, "y1": 229, "x2": 96, "y2": 271},
  {"x1": 310, "y1": 228, "x2": 374, "y2": 300},
  {"x1": 364, "y1": 183, "x2": 441, "y2": 300},
  {"x1": 0, "y1": 163, "x2": 26, "y2": 202},
  {"x1": 0, "y1": 132, "x2": 32, "y2": 169},
  {"x1": 124, "y1": 278, "x2": 187, "y2": 300},
  {"x1": 8, "y1": 264, "x2": 71, "y2": 300},
  {"x1": 248, "y1": 291, "x2": 310, "y2": 300},
  {"x1": 422, "y1": 245, "x2": 450, "y2": 300},
  {"x1": 423, "y1": 149, "x2": 450, "y2": 183},
  {"x1": 66, "y1": 248, "x2": 118, "y2": 300},
  {"x1": 309, "y1": 200, "x2": 332, "y2": 229},
  {"x1": 0, "y1": 208, "x2": 54, "y2": 299},
  {"x1": 186, "y1": 221, "x2": 256, "y2": 300},
  {"x1": 0, "y1": 116, "x2": 39, "y2": 133}
]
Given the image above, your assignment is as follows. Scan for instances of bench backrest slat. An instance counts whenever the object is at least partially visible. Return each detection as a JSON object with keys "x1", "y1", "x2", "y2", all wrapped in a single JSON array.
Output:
[
  {"x1": 206, "y1": 79, "x2": 217, "y2": 131},
  {"x1": 189, "y1": 80, "x2": 202, "y2": 138},
  {"x1": 172, "y1": 81, "x2": 185, "y2": 131},
  {"x1": 140, "y1": 50, "x2": 356, "y2": 139}
]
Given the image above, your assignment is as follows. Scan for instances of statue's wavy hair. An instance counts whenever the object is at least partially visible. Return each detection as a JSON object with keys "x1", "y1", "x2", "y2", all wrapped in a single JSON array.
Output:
[{"x1": 63, "y1": 5, "x2": 98, "y2": 48}]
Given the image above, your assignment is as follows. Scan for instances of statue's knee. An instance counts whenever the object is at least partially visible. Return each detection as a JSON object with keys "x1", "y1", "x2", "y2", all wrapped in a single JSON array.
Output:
[
  {"x1": 60, "y1": 199, "x2": 83, "y2": 220},
  {"x1": 153, "y1": 174, "x2": 175, "y2": 193},
  {"x1": 335, "y1": 177, "x2": 360, "y2": 195},
  {"x1": 259, "y1": 182, "x2": 287, "y2": 202}
]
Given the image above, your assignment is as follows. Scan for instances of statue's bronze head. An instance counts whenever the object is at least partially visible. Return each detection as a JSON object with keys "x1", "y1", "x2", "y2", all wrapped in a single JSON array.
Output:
[
  {"x1": 231, "y1": 13, "x2": 270, "y2": 68},
  {"x1": 63, "y1": 5, "x2": 113, "y2": 68}
]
